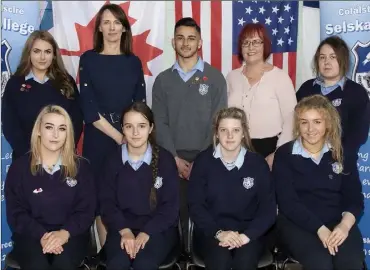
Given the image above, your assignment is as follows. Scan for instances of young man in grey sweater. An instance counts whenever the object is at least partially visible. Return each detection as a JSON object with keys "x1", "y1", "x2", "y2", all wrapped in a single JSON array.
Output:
[{"x1": 152, "y1": 17, "x2": 227, "y2": 248}]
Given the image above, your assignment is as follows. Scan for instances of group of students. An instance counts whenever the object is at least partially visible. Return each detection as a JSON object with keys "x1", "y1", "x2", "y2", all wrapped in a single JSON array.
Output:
[{"x1": 2, "y1": 3, "x2": 369, "y2": 270}]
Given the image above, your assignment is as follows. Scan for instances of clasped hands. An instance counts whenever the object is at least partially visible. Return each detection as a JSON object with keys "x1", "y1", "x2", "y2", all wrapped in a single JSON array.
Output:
[
  {"x1": 175, "y1": 157, "x2": 193, "y2": 180},
  {"x1": 40, "y1": 229, "x2": 70, "y2": 255},
  {"x1": 119, "y1": 228, "x2": 150, "y2": 259},
  {"x1": 317, "y1": 222, "x2": 350, "y2": 256},
  {"x1": 216, "y1": 231, "x2": 250, "y2": 250}
]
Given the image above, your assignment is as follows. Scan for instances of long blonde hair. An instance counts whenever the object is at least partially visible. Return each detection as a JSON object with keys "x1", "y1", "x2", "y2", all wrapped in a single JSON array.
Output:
[
  {"x1": 213, "y1": 107, "x2": 255, "y2": 151},
  {"x1": 14, "y1": 30, "x2": 75, "y2": 98},
  {"x1": 30, "y1": 105, "x2": 77, "y2": 178},
  {"x1": 293, "y1": 95, "x2": 343, "y2": 165}
]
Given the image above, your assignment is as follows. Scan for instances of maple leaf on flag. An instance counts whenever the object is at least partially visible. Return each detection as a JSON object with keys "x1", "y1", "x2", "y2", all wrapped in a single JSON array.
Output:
[{"x1": 60, "y1": 1, "x2": 162, "y2": 78}]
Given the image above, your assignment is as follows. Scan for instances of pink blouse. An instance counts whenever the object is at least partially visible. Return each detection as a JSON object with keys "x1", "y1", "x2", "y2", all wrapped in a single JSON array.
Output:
[{"x1": 227, "y1": 66, "x2": 297, "y2": 147}]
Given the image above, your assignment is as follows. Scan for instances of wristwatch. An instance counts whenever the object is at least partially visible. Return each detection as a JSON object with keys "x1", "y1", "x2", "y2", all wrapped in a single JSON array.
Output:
[{"x1": 214, "y1": 230, "x2": 223, "y2": 240}]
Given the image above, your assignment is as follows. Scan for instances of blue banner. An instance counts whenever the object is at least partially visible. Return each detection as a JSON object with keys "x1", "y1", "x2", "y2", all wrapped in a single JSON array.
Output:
[
  {"x1": 1, "y1": 1, "x2": 40, "y2": 267},
  {"x1": 320, "y1": 1, "x2": 370, "y2": 266}
]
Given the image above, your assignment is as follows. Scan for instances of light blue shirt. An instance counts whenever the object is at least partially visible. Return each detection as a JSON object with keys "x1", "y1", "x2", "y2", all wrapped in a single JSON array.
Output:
[
  {"x1": 313, "y1": 76, "x2": 345, "y2": 96},
  {"x1": 213, "y1": 144, "x2": 247, "y2": 171},
  {"x1": 172, "y1": 57, "x2": 204, "y2": 82},
  {"x1": 122, "y1": 143, "x2": 152, "y2": 170},
  {"x1": 25, "y1": 71, "x2": 49, "y2": 84},
  {"x1": 38, "y1": 156, "x2": 62, "y2": 175},
  {"x1": 292, "y1": 138, "x2": 330, "y2": 165}
]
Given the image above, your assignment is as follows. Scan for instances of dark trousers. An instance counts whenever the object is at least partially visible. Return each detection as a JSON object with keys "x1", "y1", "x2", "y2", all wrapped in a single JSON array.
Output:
[
  {"x1": 194, "y1": 228, "x2": 264, "y2": 270},
  {"x1": 276, "y1": 214, "x2": 364, "y2": 270},
  {"x1": 83, "y1": 123, "x2": 121, "y2": 215},
  {"x1": 104, "y1": 227, "x2": 178, "y2": 270},
  {"x1": 12, "y1": 232, "x2": 89, "y2": 270},
  {"x1": 251, "y1": 135, "x2": 278, "y2": 158},
  {"x1": 177, "y1": 150, "x2": 200, "y2": 252}
]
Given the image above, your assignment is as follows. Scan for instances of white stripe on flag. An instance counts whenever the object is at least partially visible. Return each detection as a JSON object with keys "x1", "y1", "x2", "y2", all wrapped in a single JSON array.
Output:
[
  {"x1": 200, "y1": 1, "x2": 211, "y2": 64},
  {"x1": 222, "y1": 2, "x2": 233, "y2": 76},
  {"x1": 283, "y1": 52, "x2": 289, "y2": 73},
  {"x1": 182, "y1": 1, "x2": 193, "y2": 18}
]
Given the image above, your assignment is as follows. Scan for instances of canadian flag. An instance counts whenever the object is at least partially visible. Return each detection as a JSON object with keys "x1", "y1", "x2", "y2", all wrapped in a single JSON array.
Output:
[{"x1": 50, "y1": 1, "x2": 166, "y2": 106}]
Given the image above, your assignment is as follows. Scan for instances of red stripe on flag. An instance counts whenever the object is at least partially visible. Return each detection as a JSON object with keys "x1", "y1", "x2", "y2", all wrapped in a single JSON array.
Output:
[
  {"x1": 210, "y1": 1, "x2": 222, "y2": 71},
  {"x1": 232, "y1": 55, "x2": 242, "y2": 70},
  {"x1": 191, "y1": 1, "x2": 202, "y2": 59},
  {"x1": 288, "y1": 52, "x2": 297, "y2": 87},
  {"x1": 175, "y1": 0, "x2": 182, "y2": 23},
  {"x1": 272, "y1": 53, "x2": 283, "y2": 69}
]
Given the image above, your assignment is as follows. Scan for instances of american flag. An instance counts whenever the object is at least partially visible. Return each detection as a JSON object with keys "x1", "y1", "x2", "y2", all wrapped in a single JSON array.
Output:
[{"x1": 175, "y1": 0, "x2": 298, "y2": 86}]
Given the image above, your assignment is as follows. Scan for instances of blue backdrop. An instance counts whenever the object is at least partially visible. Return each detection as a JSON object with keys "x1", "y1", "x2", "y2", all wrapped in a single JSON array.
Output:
[
  {"x1": 320, "y1": 1, "x2": 370, "y2": 266},
  {"x1": 1, "y1": 1, "x2": 40, "y2": 267}
]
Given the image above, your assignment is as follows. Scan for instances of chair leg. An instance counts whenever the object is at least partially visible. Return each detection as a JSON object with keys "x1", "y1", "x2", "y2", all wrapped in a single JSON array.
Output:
[{"x1": 281, "y1": 258, "x2": 290, "y2": 270}]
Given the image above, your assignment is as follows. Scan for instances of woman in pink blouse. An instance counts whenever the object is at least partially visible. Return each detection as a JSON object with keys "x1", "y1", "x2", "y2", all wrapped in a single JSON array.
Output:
[{"x1": 227, "y1": 23, "x2": 297, "y2": 169}]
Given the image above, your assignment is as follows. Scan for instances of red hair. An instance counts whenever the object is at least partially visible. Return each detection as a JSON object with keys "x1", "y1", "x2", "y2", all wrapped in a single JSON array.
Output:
[{"x1": 237, "y1": 23, "x2": 272, "y2": 62}]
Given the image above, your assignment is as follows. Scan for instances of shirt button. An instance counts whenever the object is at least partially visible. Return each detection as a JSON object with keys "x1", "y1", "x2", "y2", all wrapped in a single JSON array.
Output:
[
  {"x1": 142, "y1": 99, "x2": 146, "y2": 102},
  {"x1": 80, "y1": 67, "x2": 83, "y2": 71},
  {"x1": 142, "y1": 83, "x2": 144, "y2": 86},
  {"x1": 84, "y1": 83, "x2": 87, "y2": 86}
]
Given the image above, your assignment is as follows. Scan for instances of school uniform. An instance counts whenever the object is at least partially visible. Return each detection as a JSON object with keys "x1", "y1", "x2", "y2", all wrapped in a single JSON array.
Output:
[
  {"x1": 99, "y1": 144, "x2": 179, "y2": 270},
  {"x1": 4, "y1": 154, "x2": 96, "y2": 270},
  {"x1": 273, "y1": 140, "x2": 364, "y2": 270},
  {"x1": 1, "y1": 72, "x2": 83, "y2": 160},
  {"x1": 297, "y1": 77, "x2": 370, "y2": 166},
  {"x1": 78, "y1": 50, "x2": 146, "y2": 181},
  {"x1": 152, "y1": 57, "x2": 228, "y2": 245},
  {"x1": 188, "y1": 145, "x2": 276, "y2": 270}
]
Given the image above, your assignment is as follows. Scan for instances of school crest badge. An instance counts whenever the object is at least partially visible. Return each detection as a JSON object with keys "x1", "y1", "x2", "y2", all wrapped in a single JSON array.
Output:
[
  {"x1": 332, "y1": 98, "x2": 342, "y2": 107},
  {"x1": 243, "y1": 177, "x2": 254, "y2": 189},
  {"x1": 154, "y1": 176, "x2": 163, "y2": 189},
  {"x1": 332, "y1": 162, "x2": 343, "y2": 174},
  {"x1": 199, "y1": 83, "x2": 209, "y2": 95},
  {"x1": 1, "y1": 39, "x2": 12, "y2": 97},
  {"x1": 351, "y1": 41, "x2": 370, "y2": 97},
  {"x1": 65, "y1": 177, "x2": 78, "y2": 187}
]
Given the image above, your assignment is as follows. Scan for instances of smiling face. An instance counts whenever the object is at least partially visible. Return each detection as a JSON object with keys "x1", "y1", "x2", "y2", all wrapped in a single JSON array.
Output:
[
  {"x1": 318, "y1": 44, "x2": 341, "y2": 81},
  {"x1": 99, "y1": 9, "x2": 125, "y2": 44},
  {"x1": 39, "y1": 113, "x2": 67, "y2": 154},
  {"x1": 241, "y1": 33, "x2": 264, "y2": 65},
  {"x1": 172, "y1": 26, "x2": 202, "y2": 59},
  {"x1": 298, "y1": 109, "x2": 327, "y2": 148},
  {"x1": 30, "y1": 39, "x2": 53, "y2": 73},
  {"x1": 122, "y1": 111, "x2": 153, "y2": 150}
]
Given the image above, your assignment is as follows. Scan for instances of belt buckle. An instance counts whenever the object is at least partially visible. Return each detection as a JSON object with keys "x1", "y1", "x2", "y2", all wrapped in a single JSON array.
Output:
[{"x1": 109, "y1": 113, "x2": 118, "y2": 124}]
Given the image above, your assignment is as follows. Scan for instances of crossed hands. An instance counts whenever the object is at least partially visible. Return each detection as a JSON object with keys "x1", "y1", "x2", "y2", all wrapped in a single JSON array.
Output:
[
  {"x1": 317, "y1": 223, "x2": 350, "y2": 256},
  {"x1": 175, "y1": 157, "x2": 193, "y2": 180},
  {"x1": 119, "y1": 229, "x2": 150, "y2": 259},
  {"x1": 40, "y1": 230, "x2": 70, "y2": 255},
  {"x1": 217, "y1": 231, "x2": 250, "y2": 250}
]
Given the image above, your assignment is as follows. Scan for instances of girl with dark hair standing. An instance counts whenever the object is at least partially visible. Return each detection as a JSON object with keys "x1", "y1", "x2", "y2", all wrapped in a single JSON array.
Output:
[
  {"x1": 2, "y1": 30, "x2": 83, "y2": 160},
  {"x1": 78, "y1": 3, "x2": 146, "y2": 245},
  {"x1": 99, "y1": 102, "x2": 179, "y2": 270}
]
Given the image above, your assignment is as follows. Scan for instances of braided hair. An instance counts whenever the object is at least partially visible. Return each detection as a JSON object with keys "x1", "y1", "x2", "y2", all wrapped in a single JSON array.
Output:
[{"x1": 121, "y1": 101, "x2": 159, "y2": 210}]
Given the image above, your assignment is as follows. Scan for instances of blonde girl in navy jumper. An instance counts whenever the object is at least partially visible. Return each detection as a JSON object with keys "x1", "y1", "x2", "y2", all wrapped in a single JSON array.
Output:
[
  {"x1": 100, "y1": 102, "x2": 179, "y2": 270},
  {"x1": 5, "y1": 105, "x2": 96, "y2": 270},
  {"x1": 1, "y1": 31, "x2": 83, "y2": 161},
  {"x1": 273, "y1": 95, "x2": 364, "y2": 270},
  {"x1": 188, "y1": 107, "x2": 276, "y2": 270}
]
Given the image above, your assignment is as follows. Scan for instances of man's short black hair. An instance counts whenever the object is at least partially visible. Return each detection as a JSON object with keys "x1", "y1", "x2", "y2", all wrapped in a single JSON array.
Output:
[{"x1": 174, "y1": 17, "x2": 201, "y2": 35}]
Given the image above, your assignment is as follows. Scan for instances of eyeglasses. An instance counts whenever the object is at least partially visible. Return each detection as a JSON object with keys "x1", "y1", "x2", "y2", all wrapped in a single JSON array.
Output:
[{"x1": 242, "y1": 40, "x2": 264, "y2": 48}]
